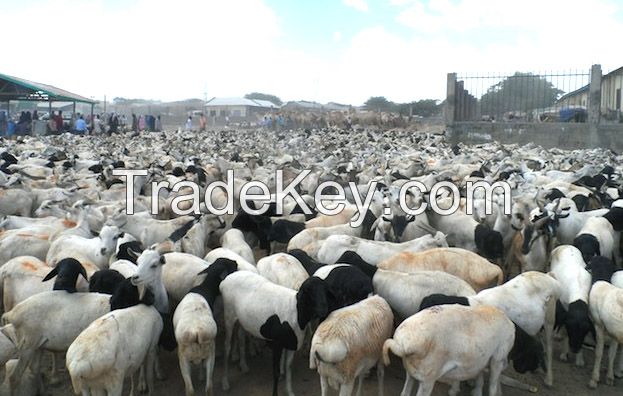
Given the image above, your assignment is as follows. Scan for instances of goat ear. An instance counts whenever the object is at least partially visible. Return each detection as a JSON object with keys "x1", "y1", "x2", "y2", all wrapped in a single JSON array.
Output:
[
  {"x1": 197, "y1": 267, "x2": 209, "y2": 275},
  {"x1": 155, "y1": 240, "x2": 174, "y2": 254},
  {"x1": 79, "y1": 264, "x2": 88, "y2": 281},
  {"x1": 218, "y1": 268, "x2": 232, "y2": 280},
  {"x1": 42, "y1": 267, "x2": 59, "y2": 282},
  {"x1": 311, "y1": 283, "x2": 329, "y2": 319},
  {"x1": 0, "y1": 325, "x2": 17, "y2": 345},
  {"x1": 127, "y1": 248, "x2": 140, "y2": 261},
  {"x1": 159, "y1": 256, "x2": 166, "y2": 265}
]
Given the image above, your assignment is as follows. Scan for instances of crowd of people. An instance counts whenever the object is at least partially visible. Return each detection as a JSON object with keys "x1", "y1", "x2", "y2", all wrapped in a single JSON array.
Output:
[
  {"x1": 0, "y1": 110, "x2": 164, "y2": 138},
  {"x1": 261, "y1": 113, "x2": 290, "y2": 129}
]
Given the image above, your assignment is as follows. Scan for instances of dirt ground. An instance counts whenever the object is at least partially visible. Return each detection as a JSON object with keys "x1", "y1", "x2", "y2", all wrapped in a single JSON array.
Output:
[{"x1": 9, "y1": 335, "x2": 623, "y2": 396}]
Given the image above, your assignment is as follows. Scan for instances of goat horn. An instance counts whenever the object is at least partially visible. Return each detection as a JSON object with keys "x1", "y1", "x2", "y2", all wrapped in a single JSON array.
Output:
[{"x1": 531, "y1": 215, "x2": 550, "y2": 229}]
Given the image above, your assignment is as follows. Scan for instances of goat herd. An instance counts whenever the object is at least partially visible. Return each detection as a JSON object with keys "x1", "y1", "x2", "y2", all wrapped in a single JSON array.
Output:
[{"x1": 0, "y1": 128, "x2": 622, "y2": 396}]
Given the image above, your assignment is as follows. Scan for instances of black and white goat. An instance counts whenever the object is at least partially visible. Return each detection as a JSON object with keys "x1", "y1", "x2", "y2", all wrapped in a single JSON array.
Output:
[
  {"x1": 173, "y1": 258, "x2": 238, "y2": 396},
  {"x1": 550, "y1": 245, "x2": 593, "y2": 367}
]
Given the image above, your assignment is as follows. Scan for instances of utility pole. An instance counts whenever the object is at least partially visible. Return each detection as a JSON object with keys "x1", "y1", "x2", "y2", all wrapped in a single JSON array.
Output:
[{"x1": 104, "y1": 95, "x2": 107, "y2": 113}]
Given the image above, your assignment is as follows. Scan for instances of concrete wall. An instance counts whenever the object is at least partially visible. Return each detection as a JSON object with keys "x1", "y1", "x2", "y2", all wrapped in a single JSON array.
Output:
[{"x1": 448, "y1": 122, "x2": 623, "y2": 152}]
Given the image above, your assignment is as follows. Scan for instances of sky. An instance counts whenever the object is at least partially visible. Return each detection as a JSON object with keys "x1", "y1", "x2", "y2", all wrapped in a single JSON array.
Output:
[{"x1": 1, "y1": 0, "x2": 622, "y2": 106}]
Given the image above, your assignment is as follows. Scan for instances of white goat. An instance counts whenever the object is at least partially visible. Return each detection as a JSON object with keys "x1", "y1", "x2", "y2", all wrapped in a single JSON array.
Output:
[
  {"x1": 221, "y1": 228, "x2": 256, "y2": 264},
  {"x1": 378, "y1": 247, "x2": 503, "y2": 292},
  {"x1": 588, "y1": 281, "x2": 623, "y2": 389},
  {"x1": 383, "y1": 304, "x2": 514, "y2": 396},
  {"x1": 2, "y1": 291, "x2": 111, "y2": 392},
  {"x1": 317, "y1": 232, "x2": 448, "y2": 266},
  {"x1": 0, "y1": 226, "x2": 51, "y2": 266},
  {"x1": 310, "y1": 295, "x2": 393, "y2": 396},
  {"x1": 66, "y1": 304, "x2": 162, "y2": 396},
  {"x1": 257, "y1": 253, "x2": 309, "y2": 290},
  {"x1": 372, "y1": 269, "x2": 476, "y2": 320},
  {"x1": 46, "y1": 225, "x2": 122, "y2": 269}
]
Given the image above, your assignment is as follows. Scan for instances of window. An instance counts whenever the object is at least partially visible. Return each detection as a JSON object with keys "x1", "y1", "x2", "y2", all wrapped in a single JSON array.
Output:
[
  {"x1": 209, "y1": 110, "x2": 216, "y2": 117},
  {"x1": 232, "y1": 110, "x2": 241, "y2": 117}
]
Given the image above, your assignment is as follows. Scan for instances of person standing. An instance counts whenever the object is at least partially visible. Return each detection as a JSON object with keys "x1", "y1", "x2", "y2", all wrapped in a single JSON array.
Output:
[
  {"x1": 25, "y1": 111, "x2": 32, "y2": 134},
  {"x1": 47, "y1": 115, "x2": 57, "y2": 135},
  {"x1": 74, "y1": 115, "x2": 87, "y2": 134},
  {"x1": 55, "y1": 110, "x2": 64, "y2": 133},
  {"x1": 138, "y1": 115, "x2": 145, "y2": 131},
  {"x1": 94, "y1": 114, "x2": 104, "y2": 134},
  {"x1": 199, "y1": 113, "x2": 207, "y2": 132},
  {"x1": 109, "y1": 113, "x2": 119, "y2": 135},
  {"x1": 185, "y1": 116, "x2": 192, "y2": 131},
  {"x1": 0, "y1": 111, "x2": 6, "y2": 136},
  {"x1": 131, "y1": 113, "x2": 138, "y2": 132},
  {"x1": 155, "y1": 115, "x2": 162, "y2": 132}
]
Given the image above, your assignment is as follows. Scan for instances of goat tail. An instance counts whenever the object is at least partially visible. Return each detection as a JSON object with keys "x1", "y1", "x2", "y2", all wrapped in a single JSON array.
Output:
[
  {"x1": 382, "y1": 339, "x2": 401, "y2": 366},
  {"x1": 67, "y1": 360, "x2": 87, "y2": 394}
]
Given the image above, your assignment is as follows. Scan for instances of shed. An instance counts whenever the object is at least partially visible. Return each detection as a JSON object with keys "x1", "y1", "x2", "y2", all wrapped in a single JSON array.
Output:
[{"x1": 0, "y1": 72, "x2": 97, "y2": 122}]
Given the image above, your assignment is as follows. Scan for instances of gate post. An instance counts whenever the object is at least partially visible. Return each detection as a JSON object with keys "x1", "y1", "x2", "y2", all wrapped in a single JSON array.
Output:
[
  {"x1": 445, "y1": 73, "x2": 457, "y2": 140},
  {"x1": 588, "y1": 64, "x2": 602, "y2": 125}
]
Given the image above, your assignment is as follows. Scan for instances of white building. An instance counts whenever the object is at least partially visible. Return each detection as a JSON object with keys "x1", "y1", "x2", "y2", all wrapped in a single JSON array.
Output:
[{"x1": 204, "y1": 97, "x2": 279, "y2": 120}]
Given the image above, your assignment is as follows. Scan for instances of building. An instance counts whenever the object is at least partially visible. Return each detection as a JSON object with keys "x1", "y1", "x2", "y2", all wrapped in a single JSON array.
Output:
[
  {"x1": 0, "y1": 71, "x2": 97, "y2": 119},
  {"x1": 204, "y1": 97, "x2": 279, "y2": 120},
  {"x1": 282, "y1": 100, "x2": 353, "y2": 113},
  {"x1": 282, "y1": 100, "x2": 324, "y2": 112},
  {"x1": 557, "y1": 86, "x2": 588, "y2": 109},
  {"x1": 601, "y1": 66, "x2": 623, "y2": 120},
  {"x1": 557, "y1": 66, "x2": 623, "y2": 121}
]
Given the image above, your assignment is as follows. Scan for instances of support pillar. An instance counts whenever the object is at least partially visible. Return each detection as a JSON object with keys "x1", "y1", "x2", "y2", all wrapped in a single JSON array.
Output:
[{"x1": 445, "y1": 73, "x2": 457, "y2": 139}]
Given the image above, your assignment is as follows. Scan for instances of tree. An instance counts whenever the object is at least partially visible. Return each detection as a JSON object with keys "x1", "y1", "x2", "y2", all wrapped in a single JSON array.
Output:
[
  {"x1": 479, "y1": 72, "x2": 563, "y2": 117},
  {"x1": 364, "y1": 96, "x2": 394, "y2": 112},
  {"x1": 396, "y1": 99, "x2": 441, "y2": 117},
  {"x1": 244, "y1": 92, "x2": 282, "y2": 106}
]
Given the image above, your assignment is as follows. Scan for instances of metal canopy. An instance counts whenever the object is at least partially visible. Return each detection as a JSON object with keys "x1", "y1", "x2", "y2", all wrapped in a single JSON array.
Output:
[{"x1": 0, "y1": 72, "x2": 96, "y2": 104}]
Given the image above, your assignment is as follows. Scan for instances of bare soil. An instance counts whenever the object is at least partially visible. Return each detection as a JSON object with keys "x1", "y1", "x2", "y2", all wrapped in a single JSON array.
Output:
[{"x1": 11, "y1": 336, "x2": 623, "y2": 396}]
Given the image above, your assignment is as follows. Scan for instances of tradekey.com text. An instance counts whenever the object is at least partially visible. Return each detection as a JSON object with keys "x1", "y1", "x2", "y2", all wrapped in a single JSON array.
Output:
[{"x1": 113, "y1": 169, "x2": 512, "y2": 227}]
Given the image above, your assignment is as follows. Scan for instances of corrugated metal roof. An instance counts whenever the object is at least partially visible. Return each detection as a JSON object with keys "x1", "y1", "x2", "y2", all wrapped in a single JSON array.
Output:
[
  {"x1": 205, "y1": 97, "x2": 279, "y2": 108},
  {"x1": 557, "y1": 66, "x2": 623, "y2": 102},
  {"x1": 0, "y1": 72, "x2": 96, "y2": 104},
  {"x1": 557, "y1": 85, "x2": 588, "y2": 102},
  {"x1": 283, "y1": 100, "x2": 324, "y2": 109},
  {"x1": 252, "y1": 99, "x2": 279, "y2": 108}
]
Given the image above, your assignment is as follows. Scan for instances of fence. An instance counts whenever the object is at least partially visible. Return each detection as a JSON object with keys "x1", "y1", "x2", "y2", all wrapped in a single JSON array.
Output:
[
  {"x1": 449, "y1": 69, "x2": 591, "y2": 123},
  {"x1": 445, "y1": 64, "x2": 623, "y2": 151}
]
